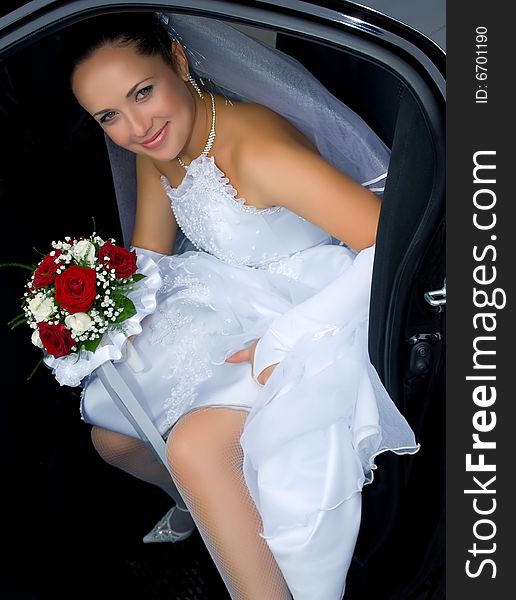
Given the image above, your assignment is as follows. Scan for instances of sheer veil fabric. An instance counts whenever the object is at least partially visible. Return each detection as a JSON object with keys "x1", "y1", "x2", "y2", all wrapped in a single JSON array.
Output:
[{"x1": 160, "y1": 13, "x2": 390, "y2": 194}]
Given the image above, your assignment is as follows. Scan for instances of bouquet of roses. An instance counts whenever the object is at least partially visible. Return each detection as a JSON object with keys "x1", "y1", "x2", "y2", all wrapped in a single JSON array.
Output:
[
  {"x1": 6, "y1": 232, "x2": 162, "y2": 386},
  {"x1": 17, "y1": 232, "x2": 142, "y2": 357}
]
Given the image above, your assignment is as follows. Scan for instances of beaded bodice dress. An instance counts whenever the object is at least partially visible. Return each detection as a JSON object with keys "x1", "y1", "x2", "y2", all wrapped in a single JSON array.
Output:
[{"x1": 161, "y1": 154, "x2": 333, "y2": 268}]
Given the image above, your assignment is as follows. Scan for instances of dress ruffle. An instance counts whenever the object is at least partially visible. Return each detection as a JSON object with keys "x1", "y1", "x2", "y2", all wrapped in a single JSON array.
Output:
[
  {"x1": 80, "y1": 245, "x2": 419, "y2": 599},
  {"x1": 240, "y1": 318, "x2": 419, "y2": 599},
  {"x1": 149, "y1": 247, "x2": 419, "y2": 599}
]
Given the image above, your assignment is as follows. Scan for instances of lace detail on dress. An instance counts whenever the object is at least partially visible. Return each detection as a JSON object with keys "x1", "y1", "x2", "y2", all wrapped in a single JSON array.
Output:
[
  {"x1": 266, "y1": 252, "x2": 304, "y2": 281},
  {"x1": 205, "y1": 156, "x2": 283, "y2": 216},
  {"x1": 161, "y1": 273, "x2": 211, "y2": 306},
  {"x1": 148, "y1": 260, "x2": 220, "y2": 426},
  {"x1": 149, "y1": 304, "x2": 214, "y2": 427},
  {"x1": 161, "y1": 154, "x2": 332, "y2": 269},
  {"x1": 162, "y1": 172, "x2": 254, "y2": 266}
]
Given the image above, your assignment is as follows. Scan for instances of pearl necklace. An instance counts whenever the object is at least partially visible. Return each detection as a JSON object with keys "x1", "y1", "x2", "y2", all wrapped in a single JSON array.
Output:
[{"x1": 177, "y1": 91, "x2": 216, "y2": 171}]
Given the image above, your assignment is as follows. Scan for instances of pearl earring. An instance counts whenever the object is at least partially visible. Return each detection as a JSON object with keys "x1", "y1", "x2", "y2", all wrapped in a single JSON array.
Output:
[{"x1": 187, "y1": 75, "x2": 204, "y2": 100}]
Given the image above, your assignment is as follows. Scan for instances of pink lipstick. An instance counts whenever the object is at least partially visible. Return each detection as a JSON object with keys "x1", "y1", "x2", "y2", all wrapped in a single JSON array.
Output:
[{"x1": 141, "y1": 123, "x2": 169, "y2": 149}]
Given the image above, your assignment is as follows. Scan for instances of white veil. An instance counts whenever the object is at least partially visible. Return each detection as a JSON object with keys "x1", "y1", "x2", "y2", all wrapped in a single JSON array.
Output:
[{"x1": 159, "y1": 13, "x2": 390, "y2": 193}]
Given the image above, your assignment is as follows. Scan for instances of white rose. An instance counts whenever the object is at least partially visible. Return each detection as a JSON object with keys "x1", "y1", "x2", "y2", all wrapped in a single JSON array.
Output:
[
  {"x1": 31, "y1": 329, "x2": 44, "y2": 348},
  {"x1": 28, "y1": 295, "x2": 56, "y2": 322},
  {"x1": 65, "y1": 312, "x2": 93, "y2": 332},
  {"x1": 72, "y1": 240, "x2": 96, "y2": 265}
]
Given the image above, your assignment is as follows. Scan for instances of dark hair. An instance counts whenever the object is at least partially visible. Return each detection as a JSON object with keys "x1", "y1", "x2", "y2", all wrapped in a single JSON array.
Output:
[{"x1": 68, "y1": 11, "x2": 178, "y2": 81}]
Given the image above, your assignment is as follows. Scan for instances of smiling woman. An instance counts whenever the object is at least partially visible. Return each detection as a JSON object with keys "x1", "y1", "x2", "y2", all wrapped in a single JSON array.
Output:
[
  {"x1": 0, "y1": 3, "x2": 445, "y2": 599},
  {"x1": 72, "y1": 43, "x2": 194, "y2": 157},
  {"x1": 39, "y1": 11, "x2": 422, "y2": 600}
]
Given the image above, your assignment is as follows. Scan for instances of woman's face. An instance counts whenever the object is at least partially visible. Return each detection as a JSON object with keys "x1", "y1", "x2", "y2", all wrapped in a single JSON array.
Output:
[{"x1": 72, "y1": 42, "x2": 195, "y2": 160}]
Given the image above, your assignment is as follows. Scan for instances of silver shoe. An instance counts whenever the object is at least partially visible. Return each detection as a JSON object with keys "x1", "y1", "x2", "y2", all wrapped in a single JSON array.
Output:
[{"x1": 143, "y1": 505, "x2": 196, "y2": 544}]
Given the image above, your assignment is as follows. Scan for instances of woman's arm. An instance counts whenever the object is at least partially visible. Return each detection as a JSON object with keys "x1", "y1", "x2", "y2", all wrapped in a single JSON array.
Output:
[
  {"x1": 227, "y1": 246, "x2": 376, "y2": 383},
  {"x1": 252, "y1": 246, "x2": 375, "y2": 381},
  {"x1": 131, "y1": 154, "x2": 178, "y2": 255},
  {"x1": 240, "y1": 137, "x2": 381, "y2": 251},
  {"x1": 228, "y1": 134, "x2": 381, "y2": 382}
]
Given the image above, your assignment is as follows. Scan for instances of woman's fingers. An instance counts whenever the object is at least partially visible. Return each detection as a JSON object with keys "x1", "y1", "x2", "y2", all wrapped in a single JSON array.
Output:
[
  {"x1": 225, "y1": 347, "x2": 250, "y2": 363},
  {"x1": 257, "y1": 363, "x2": 278, "y2": 385},
  {"x1": 225, "y1": 341, "x2": 277, "y2": 384}
]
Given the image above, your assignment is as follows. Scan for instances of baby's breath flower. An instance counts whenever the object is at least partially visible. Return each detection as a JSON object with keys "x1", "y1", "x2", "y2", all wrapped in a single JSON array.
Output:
[{"x1": 18, "y1": 230, "x2": 145, "y2": 370}]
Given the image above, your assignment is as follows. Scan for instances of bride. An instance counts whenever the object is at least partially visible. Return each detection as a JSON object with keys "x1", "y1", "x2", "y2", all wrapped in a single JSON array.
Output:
[{"x1": 62, "y1": 11, "x2": 420, "y2": 599}]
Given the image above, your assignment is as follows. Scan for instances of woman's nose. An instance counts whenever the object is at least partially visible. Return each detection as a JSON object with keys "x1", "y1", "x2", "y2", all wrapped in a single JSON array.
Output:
[{"x1": 127, "y1": 110, "x2": 152, "y2": 138}]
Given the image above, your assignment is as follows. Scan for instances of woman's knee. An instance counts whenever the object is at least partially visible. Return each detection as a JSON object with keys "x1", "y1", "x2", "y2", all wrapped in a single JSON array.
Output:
[
  {"x1": 166, "y1": 408, "x2": 247, "y2": 475},
  {"x1": 90, "y1": 425, "x2": 145, "y2": 465}
]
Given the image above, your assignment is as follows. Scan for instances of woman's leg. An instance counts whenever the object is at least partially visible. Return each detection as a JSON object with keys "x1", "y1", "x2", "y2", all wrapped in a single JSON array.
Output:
[
  {"x1": 166, "y1": 407, "x2": 292, "y2": 600},
  {"x1": 90, "y1": 426, "x2": 194, "y2": 534}
]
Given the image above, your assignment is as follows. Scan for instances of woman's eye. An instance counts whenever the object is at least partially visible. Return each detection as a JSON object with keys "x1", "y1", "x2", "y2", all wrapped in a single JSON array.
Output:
[
  {"x1": 136, "y1": 85, "x2": 153, "y2": 101},
  {"x1": 99, "y1": 111, "x2": 117, "y2": 124}
]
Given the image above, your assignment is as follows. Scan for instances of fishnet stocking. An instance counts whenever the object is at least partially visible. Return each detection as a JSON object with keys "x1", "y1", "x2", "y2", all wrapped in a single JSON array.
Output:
[
  {"x1": 90, "y1": 426, "x2": 192, "y2": 532},
  {"x1": 166, "y1": 407, "x2": 293, "y2": 600}
]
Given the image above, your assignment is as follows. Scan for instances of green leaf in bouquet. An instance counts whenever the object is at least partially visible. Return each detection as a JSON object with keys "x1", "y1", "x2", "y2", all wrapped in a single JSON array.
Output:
[
  {"x1": 82, "y1": 337, "x2": 102, "y2": 353},
  {"x1": 115, "y1": 273, "x2": 146, "y2": 293},
  {"x1": 8, "y1": 312, "x2": 27, "y2": 329},
  {"x1": 112, "y1": 294, "x2": 137, "y2": 323},
  {"x1": 27, "y1": 357, "x2": 44, "y2": 381},
  {"x1": 0, "y1": 262, "x2": 35, "y2": 272}
]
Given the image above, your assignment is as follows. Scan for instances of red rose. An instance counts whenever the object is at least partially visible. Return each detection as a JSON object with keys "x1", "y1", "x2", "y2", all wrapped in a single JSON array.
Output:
[
  {"x1": 97, "y1": 241, "x2": 137, "y2": 279},
  {"x1": 38, "y1": 322, "x2": 75, "y2": 357},
  {"x1": 55, "y1": 265, "x2": 97, "y2": 314},
  {"x1": 32, "y1": 251, "x2": 62, "y2": 288}
]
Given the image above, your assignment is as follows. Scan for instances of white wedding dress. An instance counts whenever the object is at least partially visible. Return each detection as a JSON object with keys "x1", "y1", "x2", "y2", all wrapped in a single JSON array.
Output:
[{"x1": 80, "y1": 153, "x2": 419, "y2": 599}]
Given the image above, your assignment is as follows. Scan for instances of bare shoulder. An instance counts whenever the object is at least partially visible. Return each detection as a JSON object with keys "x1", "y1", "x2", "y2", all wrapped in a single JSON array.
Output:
[
  {"x1": 234, "y1": 102, "x2": 319, "y2": 155},
  {"x1": 225, "y1": 102, "x2": 321, "y2": 207},
  {"x1": 230, "y1": 103, "x2": 381, "y2": 251}
]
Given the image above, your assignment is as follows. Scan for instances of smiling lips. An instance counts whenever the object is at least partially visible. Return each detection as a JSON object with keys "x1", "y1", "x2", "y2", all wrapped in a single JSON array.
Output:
[{"x1": 141, "y1": 123, "x2": 169, "y2": 149}]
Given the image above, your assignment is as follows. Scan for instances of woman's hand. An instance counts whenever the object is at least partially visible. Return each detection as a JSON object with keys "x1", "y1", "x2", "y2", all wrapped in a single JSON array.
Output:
[{"x1": 225, "y1": 340, "x2": 278, "y2": 385}]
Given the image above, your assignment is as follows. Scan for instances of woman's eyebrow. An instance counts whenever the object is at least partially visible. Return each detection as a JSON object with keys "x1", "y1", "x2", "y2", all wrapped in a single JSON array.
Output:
[{"x1": 92, "y1": 77, "x2": 154, "y2": 117}]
